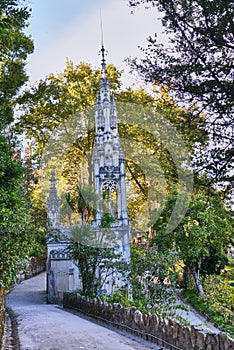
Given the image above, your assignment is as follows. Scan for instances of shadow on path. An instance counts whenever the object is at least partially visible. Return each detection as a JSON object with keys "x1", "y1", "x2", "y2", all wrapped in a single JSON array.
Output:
[{"x1": 5, "y1": 273, "x2": 163, "y2": 350}]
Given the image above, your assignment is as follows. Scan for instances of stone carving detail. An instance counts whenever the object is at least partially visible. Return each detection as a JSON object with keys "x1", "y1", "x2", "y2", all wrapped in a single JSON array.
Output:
[
  {"x1": 50, "y1": 248, "x2": 70, "y2": 260},
  {"x1": 46, "y1": 47, "x2": 131, "y2": 303},
  {"x1": 47, "y1": 170, "x2": 60, "y2": 229},
  {"x1": 101, "y1": 180, "x2": 119, "y2": 192},
  {"x1": 93, "y1": 45, "x2": 129, "y2": 237}
]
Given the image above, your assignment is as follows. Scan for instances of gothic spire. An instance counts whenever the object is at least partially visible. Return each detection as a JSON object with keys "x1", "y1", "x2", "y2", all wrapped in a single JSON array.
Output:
[{"x1": 100, "y1": 9, "x2": 107, "y2": 75}]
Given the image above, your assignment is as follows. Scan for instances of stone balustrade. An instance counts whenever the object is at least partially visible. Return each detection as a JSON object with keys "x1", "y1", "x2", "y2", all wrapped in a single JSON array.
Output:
[{"x1": 63, "y1": 292, "x2": 234, "y2": 350}]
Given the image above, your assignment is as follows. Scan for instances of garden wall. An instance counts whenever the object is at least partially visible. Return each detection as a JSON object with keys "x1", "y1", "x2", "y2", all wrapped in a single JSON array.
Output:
[{"x1": 63, "y1": 293, "x2": 234, "y2": 350}]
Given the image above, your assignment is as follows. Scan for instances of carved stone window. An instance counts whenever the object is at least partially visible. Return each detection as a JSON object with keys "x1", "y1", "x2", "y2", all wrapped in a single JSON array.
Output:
[{"x1": 101, "y1": 180, "x2": 118, "y2": 192}]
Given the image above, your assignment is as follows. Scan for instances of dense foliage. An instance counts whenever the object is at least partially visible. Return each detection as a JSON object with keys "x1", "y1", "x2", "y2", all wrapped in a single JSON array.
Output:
[
  {"x1": 17, "y1": 61, "x2": 207, "y2": 232},
  {"x1": 151, "y1": 184, "x2": 234, "y2": 295},
  {"x1": 1, "y1": 1, "x2": 233, "y2": 339},
  {"x1": 184, "y1": 275, "x2": 234, "y2": 338},
  {"x1": 0, "y1": 137, "x2": 46, "y2": 287},
  {"x1": 17, "y1": 61, "x2": 121, "y2": 158},
  {"x1": 104, "y1": 244, "x2": 190, "y2": 325},
  {"x1": 0, "y1": 0, "x2": 33, "y2": 128},
  {"x1": 129, "y1": 0, "x2": 234, "y2": 195},
  {"x1": 126, "y1": 0, "x2": 234, "y2": 332},
  {"x1": 0, "y1": 0, "x2": 46, "y2": 288}
]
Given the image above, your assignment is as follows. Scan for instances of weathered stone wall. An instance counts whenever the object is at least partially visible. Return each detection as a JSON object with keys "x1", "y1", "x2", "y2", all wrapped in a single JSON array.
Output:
[
  {"x1": 63, "y1": 293, "x2": 234, "y2": 350},
  {"x1": 0, "y1": 287, "x2": 5, "y2": 350}
]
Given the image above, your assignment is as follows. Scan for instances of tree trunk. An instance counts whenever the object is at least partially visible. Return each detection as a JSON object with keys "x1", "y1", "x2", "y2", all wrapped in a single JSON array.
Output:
[{"x1": 191, "y1": 265, "x2": 205, "y2": 297}]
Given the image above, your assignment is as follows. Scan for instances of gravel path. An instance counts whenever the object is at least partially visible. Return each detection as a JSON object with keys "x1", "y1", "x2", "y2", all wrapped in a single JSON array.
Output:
[{"x1": 5, "y1": 273, "x2": 165, "y2": 350}]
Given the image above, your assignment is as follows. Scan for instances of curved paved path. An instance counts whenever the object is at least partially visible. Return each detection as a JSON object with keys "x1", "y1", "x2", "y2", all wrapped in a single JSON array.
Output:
[{"x1": 5, "y1": 273, "x2": 163, "y2": 350}]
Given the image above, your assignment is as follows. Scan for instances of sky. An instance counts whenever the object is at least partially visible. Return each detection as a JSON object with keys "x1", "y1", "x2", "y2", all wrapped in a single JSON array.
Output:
[{"x1": 25, "y1": 0, "x2": 165, "y2": 87}]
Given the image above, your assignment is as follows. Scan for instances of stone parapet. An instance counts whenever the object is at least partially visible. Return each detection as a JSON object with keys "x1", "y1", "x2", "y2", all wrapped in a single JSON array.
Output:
[{"x1": 63, "y1": 292, "x2": 234, "y2": 350}]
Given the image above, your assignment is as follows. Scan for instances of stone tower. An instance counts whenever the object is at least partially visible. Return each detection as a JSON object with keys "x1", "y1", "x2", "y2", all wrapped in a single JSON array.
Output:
[
  {"x1": 47, "y1": 170, "x2": 60, "y2": 229},
  {"x1": 93, "y1": 45, "x2": 130, "y2": 258}
]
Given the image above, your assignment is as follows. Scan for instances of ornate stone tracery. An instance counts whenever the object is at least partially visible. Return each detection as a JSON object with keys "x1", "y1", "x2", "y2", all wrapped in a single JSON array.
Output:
[
  {"x1": 93, "y1": 45, "x2": 129, "y2": 233},
  {"x1": 101, "y1": 180, "x2": 119, "y2": 192}
]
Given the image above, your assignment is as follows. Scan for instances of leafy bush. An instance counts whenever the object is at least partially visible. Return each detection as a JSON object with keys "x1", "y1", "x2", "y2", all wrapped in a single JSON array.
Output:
[{"x1": 104, "y1": 284, "x2": 190, "y2": 326}]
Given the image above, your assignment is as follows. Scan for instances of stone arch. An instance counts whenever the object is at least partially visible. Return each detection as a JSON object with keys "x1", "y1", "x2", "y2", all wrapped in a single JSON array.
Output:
[{"x1": 101, "y1": 180, "x2": 119, "y2": 218}]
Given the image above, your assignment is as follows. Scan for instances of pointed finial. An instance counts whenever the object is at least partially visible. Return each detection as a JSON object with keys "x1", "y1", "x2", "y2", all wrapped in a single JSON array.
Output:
[
  {"x1": 101, "y1": 44, "x2": 106, "y2": 73},
  {"x1": 100, "y1": 9, "x2": 107, "y2": 74}
]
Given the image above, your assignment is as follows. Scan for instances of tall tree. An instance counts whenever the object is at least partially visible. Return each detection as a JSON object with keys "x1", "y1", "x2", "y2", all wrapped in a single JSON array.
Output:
[
  {"x1": 0, "y1": 138, "x2": 45, "y2": 287},
  {"x1": 129, "y1": 0, "x2": 234, "y2": 195},
  {"x1": 151, "y1": 184, "x2": 234, "y2": 295},
  {"x1": 17, "y1": 61, "x2": 121, "y2": 158},
  {"x1": 17, "y1": 61, "x2": 206, "y2": 230},
  {"x1": 0, "y1": 1, "x2": 46, "y2": 288},
  {"x1": 0, "y1": 0, "x2": 33, "y2": 129}
]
